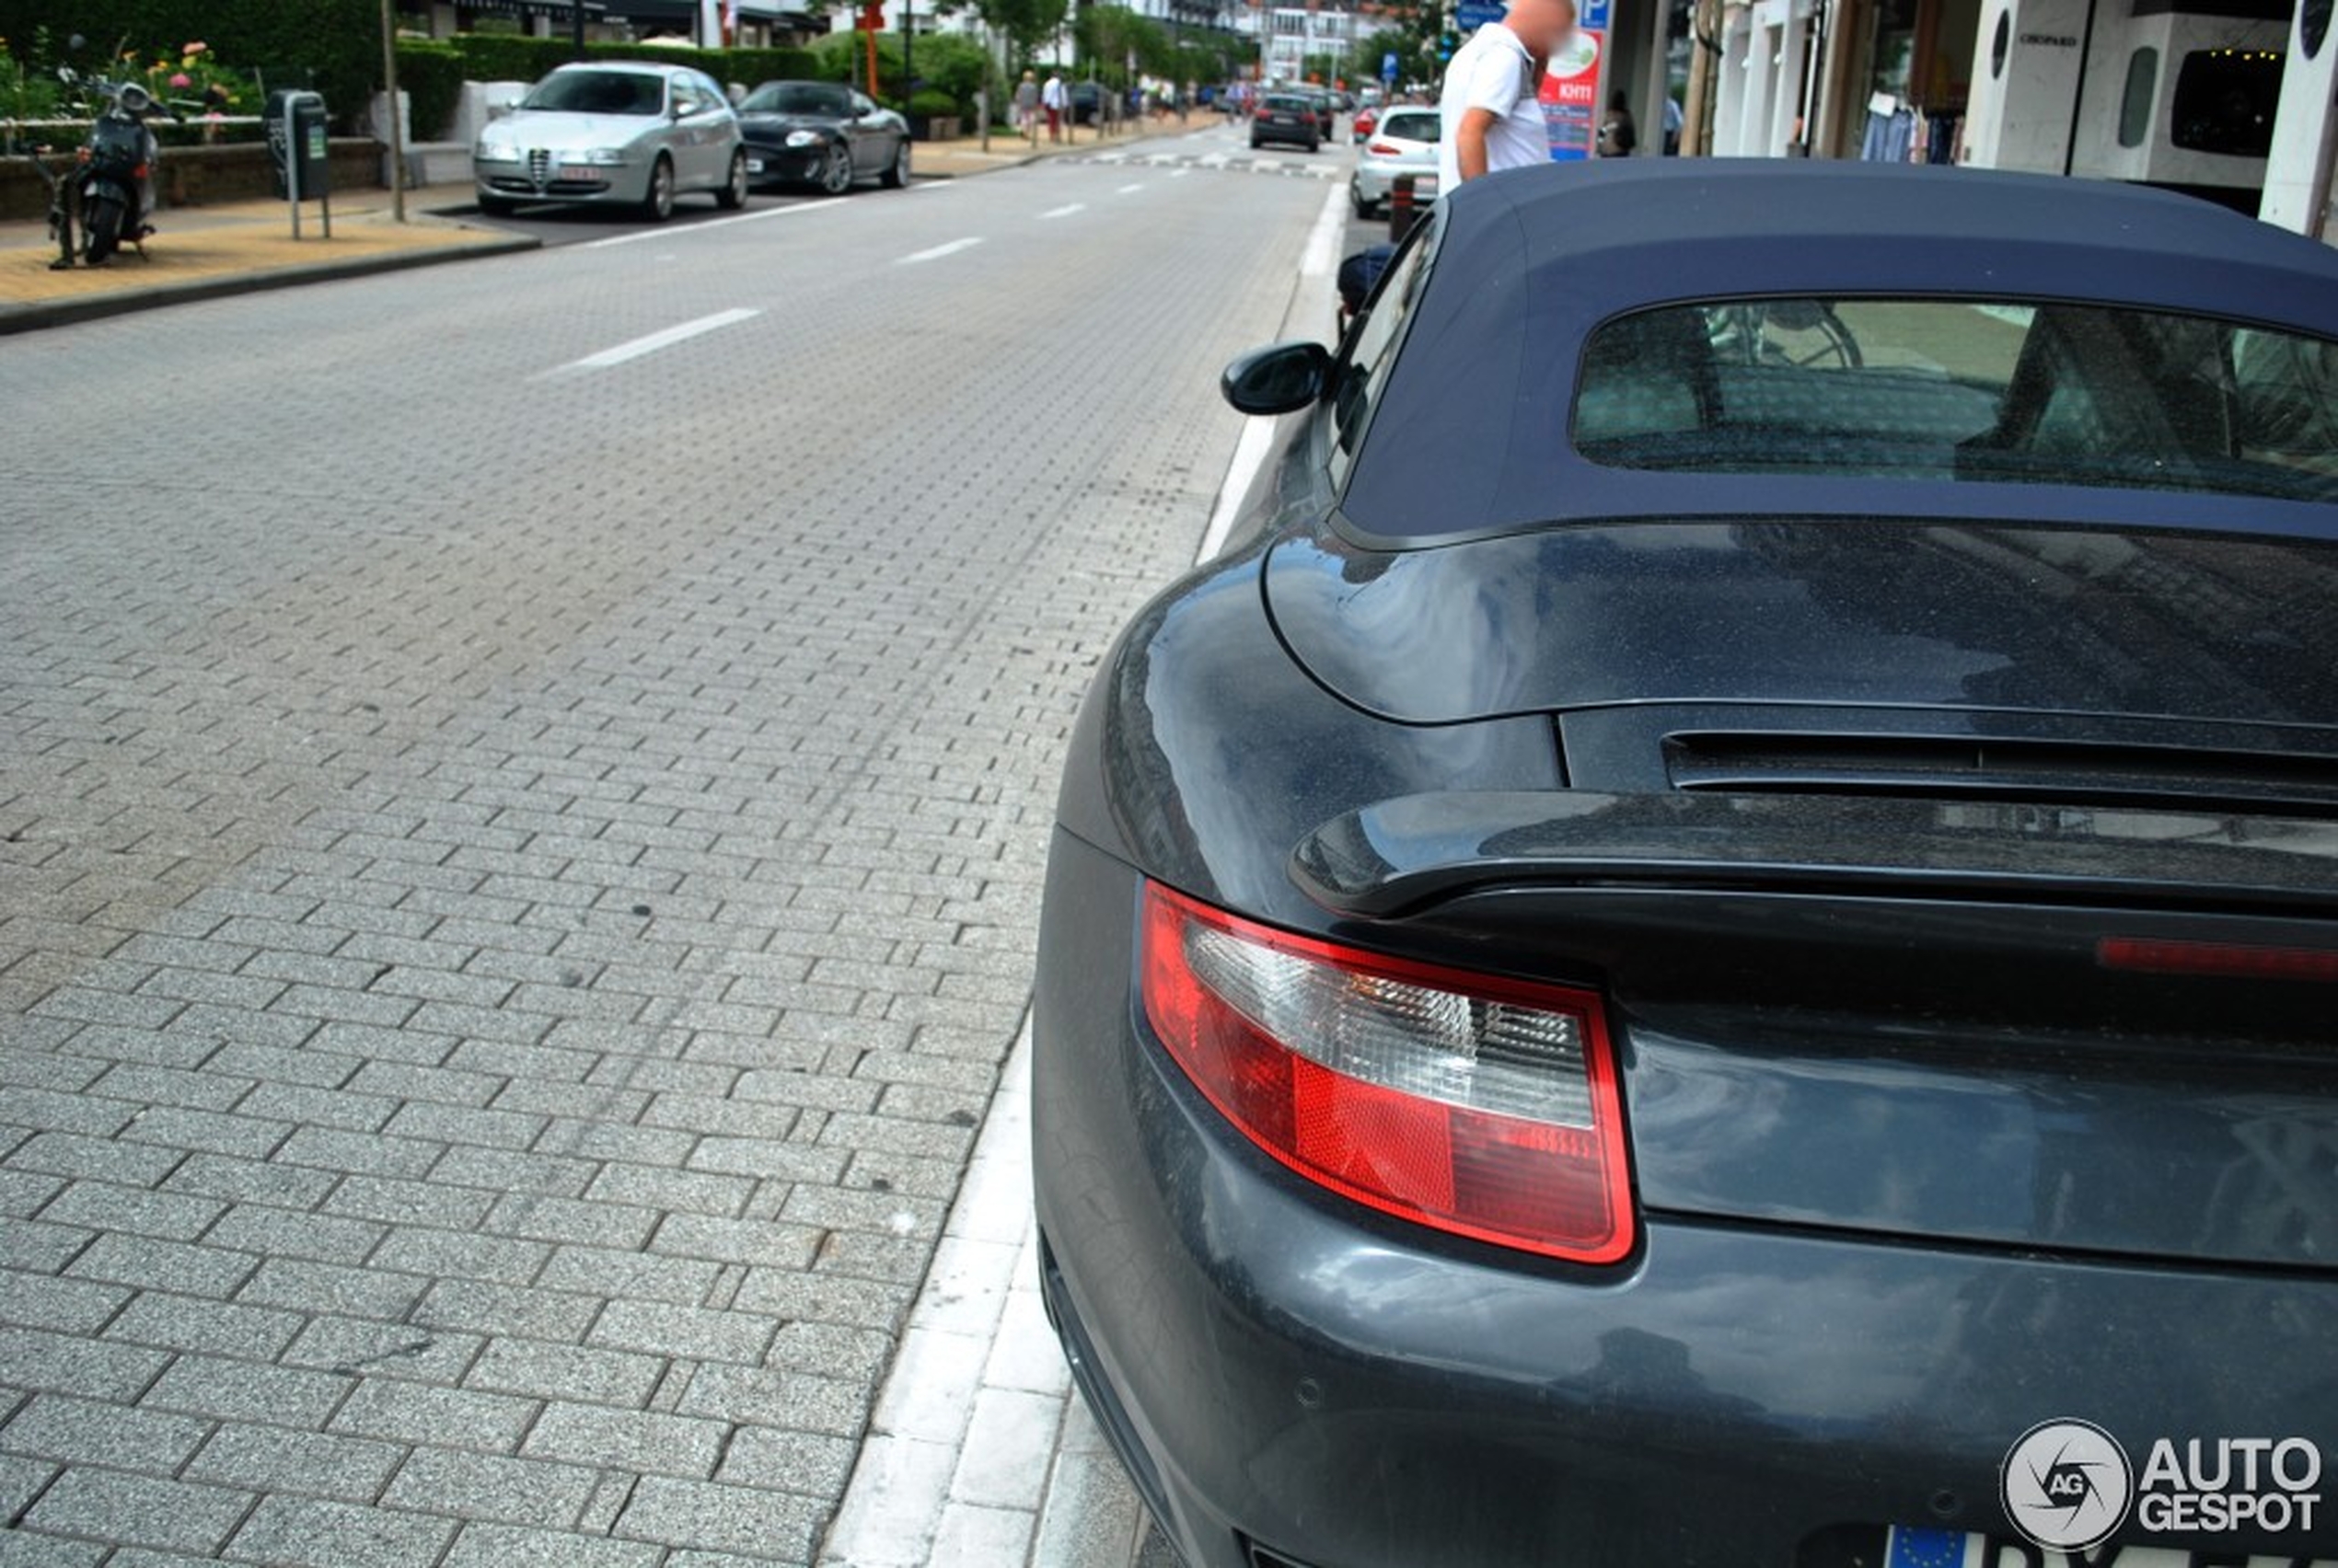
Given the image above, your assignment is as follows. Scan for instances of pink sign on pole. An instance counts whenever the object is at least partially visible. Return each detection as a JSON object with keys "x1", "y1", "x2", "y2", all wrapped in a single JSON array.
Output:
[{"x1": 1538, "y1": 28, "x2": 1604, "y2": 160}]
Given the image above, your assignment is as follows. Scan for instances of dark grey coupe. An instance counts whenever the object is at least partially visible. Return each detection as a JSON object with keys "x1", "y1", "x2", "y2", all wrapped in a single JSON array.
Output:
[
  {"x1": 735, "y1": 80, "x2": 909, "y2": 195},
  {"x1": 1034, "y1": 161, "x2": 2338, "y2": 1568}
]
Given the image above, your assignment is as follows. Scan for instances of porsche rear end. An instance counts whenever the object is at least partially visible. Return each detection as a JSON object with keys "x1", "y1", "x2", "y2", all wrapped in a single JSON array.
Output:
[{"x1": 1032, "y1": 522, "x2": 2338, "y2": 1568}]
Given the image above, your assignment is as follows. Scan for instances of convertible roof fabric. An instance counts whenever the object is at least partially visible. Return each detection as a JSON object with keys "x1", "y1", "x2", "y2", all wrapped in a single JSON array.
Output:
[{"x1": 1340, "y1": 160, "x2": 2338, "y2": 545}]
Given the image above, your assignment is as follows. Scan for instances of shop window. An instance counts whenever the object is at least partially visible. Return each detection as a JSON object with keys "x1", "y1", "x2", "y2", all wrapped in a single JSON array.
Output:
[
  {"x1": 2170, "y1": 47, "x2": 2285, "y2": 156},
  {"x1": 2119, "y1": 47, "x2": 2158, "y2": 147}
]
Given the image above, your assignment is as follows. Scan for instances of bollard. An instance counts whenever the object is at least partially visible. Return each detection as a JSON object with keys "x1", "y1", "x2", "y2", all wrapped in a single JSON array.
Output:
[{"x1": 1390, "y1": 172, "x2": 1420, "y2": 242}]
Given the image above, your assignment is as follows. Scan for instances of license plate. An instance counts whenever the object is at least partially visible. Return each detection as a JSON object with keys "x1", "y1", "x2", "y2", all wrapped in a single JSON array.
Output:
[
  {"x1": 557, "y1": 165, "x2": 606, "y2": 183},
  {"x1": 747, "y1": 157, "x2": 765, "y2": 172},
  {"x1": 1885, "y1": 1527, "x2": 2337, "y2": 1566}
]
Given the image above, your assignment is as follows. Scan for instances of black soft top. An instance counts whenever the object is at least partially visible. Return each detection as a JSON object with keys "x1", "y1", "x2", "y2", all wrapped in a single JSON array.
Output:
[{"x1": 1340, "y1": 159, "x2": 2338, "y2": 546}]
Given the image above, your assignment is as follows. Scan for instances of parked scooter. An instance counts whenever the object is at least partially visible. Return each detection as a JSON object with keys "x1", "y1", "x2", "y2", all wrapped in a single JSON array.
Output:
[{"x1": 45, "y1": 63, "x2": 189, "y2": 266}]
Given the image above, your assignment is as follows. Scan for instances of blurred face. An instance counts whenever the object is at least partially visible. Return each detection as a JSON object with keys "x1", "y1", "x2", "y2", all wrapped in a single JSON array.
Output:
[{"x1": 1509, "y1": 0, "x2": 1580, "y2": 57}]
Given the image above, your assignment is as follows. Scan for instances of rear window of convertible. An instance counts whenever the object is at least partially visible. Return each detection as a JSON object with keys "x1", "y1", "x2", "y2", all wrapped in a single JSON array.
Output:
[{"x1": 1574, "y1": 298, "x2": 2338, "y2": 504}]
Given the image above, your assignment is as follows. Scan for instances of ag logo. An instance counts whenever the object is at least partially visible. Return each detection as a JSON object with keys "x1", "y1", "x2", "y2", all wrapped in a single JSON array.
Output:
[{"x1": 2003, "y1": 1419, "x2": 2134, "y2": 1553}]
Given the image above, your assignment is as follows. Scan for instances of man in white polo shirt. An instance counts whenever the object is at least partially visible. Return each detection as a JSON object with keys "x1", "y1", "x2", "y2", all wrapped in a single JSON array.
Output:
[{"x1": 1438, "y1": 0, "x2": 1579, "y2": 188}]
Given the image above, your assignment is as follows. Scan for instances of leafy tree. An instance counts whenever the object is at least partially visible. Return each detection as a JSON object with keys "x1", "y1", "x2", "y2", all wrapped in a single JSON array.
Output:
[
  {"x1": 1348, "y1": 24, "x2": 1428, "y2": 88},
  {"x1": 810, "y1": 26, "x2": 989, "y2": 112},
  {"x1": 1073, "y1": 5, "x2": 1182, "y2": 84},
  {"x1": 972, "y1": 0, "x2": 1071, "y2": 71}
]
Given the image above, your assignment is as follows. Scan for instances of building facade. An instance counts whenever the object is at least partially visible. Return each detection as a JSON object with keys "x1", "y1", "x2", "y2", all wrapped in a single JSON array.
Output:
[
  {"x1": 1259, "y1": 3, "x2": 1360, "y2": 83},
  {"x1": 1702, "y1": 0, "x2": 2331, "y2": 238}
]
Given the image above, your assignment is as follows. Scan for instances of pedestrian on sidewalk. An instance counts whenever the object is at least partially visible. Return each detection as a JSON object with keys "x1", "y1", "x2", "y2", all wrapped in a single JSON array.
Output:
[
  {"x1": 1598, "y1": 89, "x2": 1638, "y2": 156},
  {"x1": 1438, "y1": 0, "x2": 1579, "y2": 188},
  {"x1": 1014, "y1": 70, "x2": 1039, "y2": 139},
  {"x1": 1042, "y1": 71, "x2": 1067, "y2": 143}
]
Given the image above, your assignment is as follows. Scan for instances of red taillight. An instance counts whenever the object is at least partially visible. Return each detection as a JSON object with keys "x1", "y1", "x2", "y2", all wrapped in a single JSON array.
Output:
[
  {"x1": 1139, "y1": 882, "x2": 1634, "y2": 1263},
  {"x1": 2099, "y1": 936, "x2": 2338, "y2": 982},
  {"x1": 1367, "y1": 140, "x2": 1402, "y2": 155}
]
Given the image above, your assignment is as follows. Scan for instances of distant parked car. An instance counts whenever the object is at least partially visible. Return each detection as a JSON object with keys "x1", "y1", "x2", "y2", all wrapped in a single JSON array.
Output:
[
  {"x1": 1350, "y1": 105, "x2": 1440, "y2": 214},
  {"x1": 1250, "y1": 92, "x2": 1323, "y2": 152},
  {"x1": 1351, "y1": 104, "x2": 1379, "y2": 143},
  {"x1": 734, "y1": 79, "x2": 909, "y2": 194},
  {"x1": 1071, "y1": 81, "x2": 1105, "y2": 124},
  {"x1": 473, "y1": 62, "x2": 746, "y2": 221}
]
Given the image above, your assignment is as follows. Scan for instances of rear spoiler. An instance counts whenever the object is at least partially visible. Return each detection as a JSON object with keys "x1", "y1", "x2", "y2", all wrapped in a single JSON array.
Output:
[{"x1": 1290, "y1": 791, "x2": 2338, "y2": 920}]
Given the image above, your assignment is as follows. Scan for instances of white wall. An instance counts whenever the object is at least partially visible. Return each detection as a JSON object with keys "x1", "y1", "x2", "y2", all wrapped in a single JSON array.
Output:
[
  {"x1": 1960, "y1": 0, "x2": 2091, "y2": 171},
  {"x1": 2261, "y1": 0, "x2": 2338, "y2": 233}
]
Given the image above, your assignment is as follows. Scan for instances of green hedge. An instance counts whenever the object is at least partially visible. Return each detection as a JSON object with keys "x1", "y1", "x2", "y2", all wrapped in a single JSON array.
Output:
[
  {"x1": 442, "y1": 34, "x2": 818, "y2": 88},
  {"x1": 0, "y1": 0, "x2": 378, "y2": 128},
  {"x1": 395, "y1": 40, "x2": 464, "y2": 141}
]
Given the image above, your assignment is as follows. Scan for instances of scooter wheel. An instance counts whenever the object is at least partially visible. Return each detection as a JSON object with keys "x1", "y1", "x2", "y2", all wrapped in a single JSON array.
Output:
[{"x1": 82, "y1": 195, "x2": 123, "y2": 264}]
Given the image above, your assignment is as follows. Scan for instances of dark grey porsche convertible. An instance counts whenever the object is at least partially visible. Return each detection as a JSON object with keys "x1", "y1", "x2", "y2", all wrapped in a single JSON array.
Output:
[
  {"x1": 1033, "y1": 161, "x2": 2338, "y2": 1568},
  {"x1": 735, "y1": 79, "x2": 909, "y2": 194}
]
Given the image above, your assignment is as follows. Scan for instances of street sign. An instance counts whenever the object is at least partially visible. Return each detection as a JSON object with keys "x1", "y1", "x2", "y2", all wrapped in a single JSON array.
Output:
[
  {"x1": 1580, "y1": 0, "x2": 1612, "y2": 29},
  {"x1": 1456, "y1": 1, "x2": 1504, "y2": 29},
  {"x1": 1382, "y1": 51, "x2": 1399, "y2": 81}
]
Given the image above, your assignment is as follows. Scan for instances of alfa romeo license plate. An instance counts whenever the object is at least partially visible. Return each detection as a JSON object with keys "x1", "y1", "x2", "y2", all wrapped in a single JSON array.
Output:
[
  {"x1": 558, "y1": 165, "x2": 605, "y2": 183},
  {"x1": 1886, "y1": 1526, "x2": 2336, "y2": 1566}
]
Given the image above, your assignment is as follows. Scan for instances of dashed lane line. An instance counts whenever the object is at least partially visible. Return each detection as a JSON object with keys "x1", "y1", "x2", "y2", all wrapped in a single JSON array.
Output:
[
  {"x1": 898, "y1": 236, "x2": 986, "y2": 264},
  {"x1": 579, "y1": 199, "x2": 838, "y2": 249},
  {"x1": 560, "y1": 306, "x2": 761, "y2": 372}
]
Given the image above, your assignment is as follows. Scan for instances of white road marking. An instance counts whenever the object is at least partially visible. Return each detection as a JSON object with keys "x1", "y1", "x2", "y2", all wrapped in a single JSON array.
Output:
[
  {"x1": 1297, "y1": 177, "x2": 1346, "y2": 282},
  {"x1": 565, "y1": 307, "x2": 760, "y2": 371},
  {"x1": 1038, "y1": 202, "x2": 1085, "y2": 219},
  {"x1": 579, "y1": 201, "x2": 835, "y2": 249},
  {"x1": 897, "y1": 237, "x2": 985, "y2": 264},
  {"x1": 1116, "y1": 182, "x2": 1144, "y2": 195},
  {"x1": 1169, "y1": 167, "x2": 1190, "y2": 178}
]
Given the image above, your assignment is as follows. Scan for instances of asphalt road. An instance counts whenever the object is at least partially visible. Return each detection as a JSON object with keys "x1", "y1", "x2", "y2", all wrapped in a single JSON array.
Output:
[
  {"x1": 0, "y1": 123, "x2": 1337, "y2": 1565},
  {"x1": 433, "y1": 122, "x2": 1361, "y2": 252}
]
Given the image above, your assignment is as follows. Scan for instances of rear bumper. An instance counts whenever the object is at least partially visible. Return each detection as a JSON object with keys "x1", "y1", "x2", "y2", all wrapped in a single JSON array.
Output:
[{"x1": 1033, "y1": 831, "x2": 2338, "y2": 1568}]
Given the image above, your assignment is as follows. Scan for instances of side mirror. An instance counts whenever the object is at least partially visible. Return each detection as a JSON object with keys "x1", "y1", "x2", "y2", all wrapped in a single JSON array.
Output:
[
  {"x1": 1221, "y1": 340, "x2": 1333, "y2": 416},
  {"x1": 486, "y1": 91, "x2": 522, "y2": 121}
]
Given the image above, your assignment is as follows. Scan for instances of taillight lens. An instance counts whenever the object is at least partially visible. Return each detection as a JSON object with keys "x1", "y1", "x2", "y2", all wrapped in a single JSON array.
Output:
[
  {"x1": 1140, "y1": 882, "x2": 1633, "y2": 1263},
  {"x1": 2099, "y1": 936, "x2": 2338, "y2": 982},
  {"x1": 1367, "y1": 141, "x2": 1401, "y2": 155}
]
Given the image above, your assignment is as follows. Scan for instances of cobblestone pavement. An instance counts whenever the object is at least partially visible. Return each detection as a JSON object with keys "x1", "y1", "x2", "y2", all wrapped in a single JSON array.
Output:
[{"x1": 0, "y1": 141, "x2": 1326, "y2": 1565}]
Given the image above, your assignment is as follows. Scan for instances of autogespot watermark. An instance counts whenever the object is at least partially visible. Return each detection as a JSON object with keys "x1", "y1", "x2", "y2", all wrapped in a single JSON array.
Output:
[{"x1": 2002, "y1": 1419, "x2": 2325, "y2": 1555}]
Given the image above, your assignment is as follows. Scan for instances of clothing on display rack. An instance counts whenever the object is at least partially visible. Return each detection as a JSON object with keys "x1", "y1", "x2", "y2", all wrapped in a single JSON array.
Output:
[{"x1": 1861, "y1": 104, "x2": 1916, "y2": 163}]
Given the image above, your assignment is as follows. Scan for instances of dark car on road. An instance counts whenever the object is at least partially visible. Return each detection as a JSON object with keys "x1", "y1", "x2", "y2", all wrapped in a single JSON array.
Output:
[
  {"x1": 735, "y1": 79, "x2": 910, "y2": 194},
  {"x1": 1034, "y1": 160, "x2": 2338, "y2": 1568},
  {"x1": 1249, "y1": 91, "x2": 1324, "y2": 152}
]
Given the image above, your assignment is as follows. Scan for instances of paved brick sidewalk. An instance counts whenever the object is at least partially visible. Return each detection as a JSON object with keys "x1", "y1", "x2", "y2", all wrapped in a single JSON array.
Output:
[{"x1": 0, "y1": 144, "x2": 1321, "y2": 1565}]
